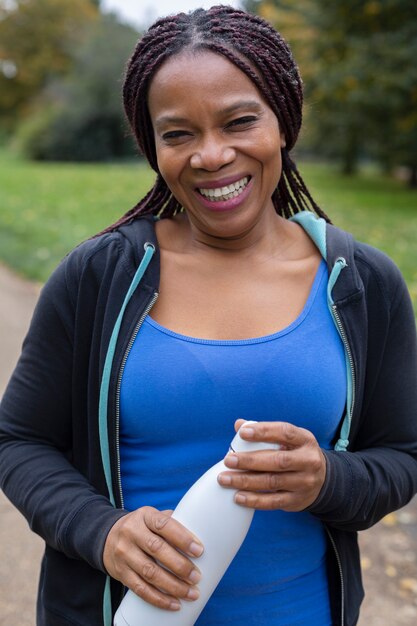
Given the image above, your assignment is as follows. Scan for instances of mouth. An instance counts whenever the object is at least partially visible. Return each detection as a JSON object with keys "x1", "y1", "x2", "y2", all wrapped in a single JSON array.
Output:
[{"x1": 196, "y1": 176, "x2": 250, "y2": 202}]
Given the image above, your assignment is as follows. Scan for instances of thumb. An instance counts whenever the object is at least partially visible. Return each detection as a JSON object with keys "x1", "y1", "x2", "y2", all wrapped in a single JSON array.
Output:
[{"x1": 234, "y1": 418, "x2": 248, "y2": 433}]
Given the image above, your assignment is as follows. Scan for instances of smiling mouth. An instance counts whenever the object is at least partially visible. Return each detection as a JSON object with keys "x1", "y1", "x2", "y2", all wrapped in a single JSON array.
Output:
[{"x1": 197, "y1": 176, "x2": 250, "y2": 202}]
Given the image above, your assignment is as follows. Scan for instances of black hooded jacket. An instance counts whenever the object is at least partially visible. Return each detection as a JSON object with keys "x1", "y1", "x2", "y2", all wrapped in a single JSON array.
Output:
[{"x1": 1, "y1": 212, "x2": 416, "y2": 626}]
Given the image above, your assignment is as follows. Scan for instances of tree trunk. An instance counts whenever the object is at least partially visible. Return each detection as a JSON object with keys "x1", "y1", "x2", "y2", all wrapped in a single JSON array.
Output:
[
  {"x1": 342, "y1": 129, "x2": 359, "y2": 176},
  {"x1": 408, "y1": 165, "x2": 417, "y2": 189}
]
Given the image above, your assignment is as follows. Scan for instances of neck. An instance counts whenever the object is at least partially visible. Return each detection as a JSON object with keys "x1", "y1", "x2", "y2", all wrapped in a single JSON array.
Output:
[{"x1": 179, "y1": 209, "x2": 296, "y2": 260}]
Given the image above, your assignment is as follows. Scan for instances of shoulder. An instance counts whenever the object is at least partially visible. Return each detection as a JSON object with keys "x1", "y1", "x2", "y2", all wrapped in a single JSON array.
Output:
[
  {"x1": 352, "y1": 239, "x2": 409, "y2": 311},
  {"x1": 68, "y1": 216, "x2": 157, "y2": 272},
  {"x1": 324, "y1": 221, "x2": 407, "y2": 312},
  {"x1": 41, "y1": 216, "x2": 158, "y2": 304},
  {"x1": 327, "y1": 221, "x2": 399, "y2": 276}
]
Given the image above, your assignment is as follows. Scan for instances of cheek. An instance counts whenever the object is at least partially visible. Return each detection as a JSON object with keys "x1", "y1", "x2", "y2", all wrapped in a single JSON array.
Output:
[
  {"x1": 256, "y1": 135, "x2": 283, "y2": 178},
  {"x1": 249, "y1": 125, "x2": 283, "y2": 161},
  {"x1": 155, "y1": 149, "x2": 180, "y2": 184},
  {"x1": 265, "y1": 130, "x2": 284, "y2": 158},
  {"x1": 155, "y1": 151, "x2": 189, "y2": 202},
  {"x1": 154, "y1": 141, "x2": 167, "y2": 174}
]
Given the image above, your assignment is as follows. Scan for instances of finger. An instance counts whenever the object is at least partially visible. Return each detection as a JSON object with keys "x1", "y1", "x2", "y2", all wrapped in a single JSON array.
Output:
[
  {"x1": 123, "y1": 565, "x2": 183, "y2": 611},
  {"x1": 142, "y1": 507, "x2": 204, "y2": 558},
  {"x1": 233, "y1": 490, "x2": 307, "y2": 512},
  {"x1": 136, "y1": 525, "x2": 202, "y2": 586},
  {"x1": 239, "y1": 421, "x2": 312, "y2": 448},
  {"x1": 234, "y1": 418, "x2": 248, "y2": 432},
  {"x1": 104, "y1": 521, "x2": 201, "y2": 602},
  {"x1": 219, "y1": 462, "x2": 325, "y2": 505},
  {"x1": 218, "y1": 470, "x2": 302, "y2": 493},
  {"x1": 128, "y1": 550, "x2": 201, "y2": 601},
  {"x1": 223, "y1": 446, "x2": 323, "y2": 473},
  {"x1": 223, "y1": 448, "x2": 293, "y2": 472}
]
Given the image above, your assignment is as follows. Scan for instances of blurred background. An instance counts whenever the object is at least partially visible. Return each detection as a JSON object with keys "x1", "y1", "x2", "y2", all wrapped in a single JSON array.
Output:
[{"x1": 0, "y1": 1, "x2": 416, "y2": 624}]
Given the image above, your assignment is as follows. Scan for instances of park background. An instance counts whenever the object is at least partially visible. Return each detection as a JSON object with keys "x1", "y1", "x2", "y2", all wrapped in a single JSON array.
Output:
[{"x1": 0, "y1": 0, "x2": 416, "y2": 624}]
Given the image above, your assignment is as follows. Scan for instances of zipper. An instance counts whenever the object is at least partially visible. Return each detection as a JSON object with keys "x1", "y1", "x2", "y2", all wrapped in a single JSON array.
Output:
[
  {"x1": 114, "y1": 290, "x2": 159, "y2": 509},
  {"x1": 326, "y1": 527, "x2": 345, "y2": 626},
  {"x1": 327, "y1": 256, "x2": 356, "y2": 450},
  {"x1": 327, "y1": 258, "x2": 352, "y2": 624},
  {"x1": 331, "y1": 303, "x2": 356, "y2": 434}
]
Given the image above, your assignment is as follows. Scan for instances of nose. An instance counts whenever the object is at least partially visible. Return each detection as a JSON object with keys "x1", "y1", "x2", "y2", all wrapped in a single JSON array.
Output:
[{"x1": 190, "y1": 133, "x2": 236, "y2": 171}]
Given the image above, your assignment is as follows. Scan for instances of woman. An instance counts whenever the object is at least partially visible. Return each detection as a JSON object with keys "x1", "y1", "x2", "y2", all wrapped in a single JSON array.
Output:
[{"x1": 1, "y1": 6, "x2": 416, "y2": 626}]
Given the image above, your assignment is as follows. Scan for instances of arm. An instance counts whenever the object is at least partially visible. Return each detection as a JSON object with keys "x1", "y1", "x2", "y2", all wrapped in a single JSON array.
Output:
[
  {"x1": 308, "y1": 267, "x2": 417, "y2": 529},
  {"x1": 0, "y1": 259, "x2": 126, "y2": 571},
  {"x1": 217, "y1": 265, "x2": 417, "y2": 529},
  {"x1": 0, "y1": 255, "x2": 204, "y2": 608}
]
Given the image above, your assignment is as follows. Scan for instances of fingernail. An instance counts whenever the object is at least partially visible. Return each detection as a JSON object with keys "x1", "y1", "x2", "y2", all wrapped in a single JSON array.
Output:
[
  {"x1": 170, "y1": 600, "x2": 181, "y2": 610},
  {"x1": 235, "y1": 493, "x2": 247, "y2": 504},
  {"x1": 189, "y1": 541, "x2": 204, "y2": 557},
  {"x1": 186, "y1": 587, "x2": 200, "y2": 600},
  {"x1": 241, "y1": 427, "x2": 255, "y2": 438},
  {"x1": 225, "y1": 453, "x2": 238, "y2": 467},
  {"x1": 218, "y1": 474, "x2": 232, "y2": 485},
  {"x1": 189, "y1": 569, "x2": 201, "y2": 584}
]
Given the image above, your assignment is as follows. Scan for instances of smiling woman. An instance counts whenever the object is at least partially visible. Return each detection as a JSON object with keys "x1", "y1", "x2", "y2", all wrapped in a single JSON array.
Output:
[
  {"x1": 1, "y1": 5, "x2": 417, "y2": 626},
  {"x1": 114, "y1": 6, "x2": 327, "y2": 224},
  {"x1": 147, "y1": 50, "x2": 285, "y2": 240}
]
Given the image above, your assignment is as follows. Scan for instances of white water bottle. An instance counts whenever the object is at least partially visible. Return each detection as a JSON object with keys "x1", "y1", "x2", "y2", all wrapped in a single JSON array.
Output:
[{"x1": 113, "y1": 421, "x2": 279, "y2": 626}]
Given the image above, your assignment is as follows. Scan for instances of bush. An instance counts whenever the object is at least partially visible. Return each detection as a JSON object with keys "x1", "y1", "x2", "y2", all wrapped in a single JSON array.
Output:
[
  {"x1": 17, "y1": 104, "x2": 136, "y2": 162},
  {"x1": 15, "y1": 14, "x2": 139, "y2": 161}
]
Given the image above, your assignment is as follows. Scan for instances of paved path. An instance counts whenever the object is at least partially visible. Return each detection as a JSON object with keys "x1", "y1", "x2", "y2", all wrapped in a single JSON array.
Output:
[
  {"x1": 0, "y1": 264, "x2": 416, "y2": 625},
  {"x1": 0, "y1": 265, "x2": 43, "y2": 626}
]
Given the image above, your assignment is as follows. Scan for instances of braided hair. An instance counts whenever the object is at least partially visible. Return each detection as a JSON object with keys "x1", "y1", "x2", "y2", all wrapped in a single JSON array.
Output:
[{"x1": 104, "y1": 5, "x2": 329, "y2": 232}]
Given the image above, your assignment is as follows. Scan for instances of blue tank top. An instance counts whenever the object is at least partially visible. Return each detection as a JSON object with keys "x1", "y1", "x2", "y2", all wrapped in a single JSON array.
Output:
[{"x1": 120, "y1": 259, "x2": 346, "y2": 624}]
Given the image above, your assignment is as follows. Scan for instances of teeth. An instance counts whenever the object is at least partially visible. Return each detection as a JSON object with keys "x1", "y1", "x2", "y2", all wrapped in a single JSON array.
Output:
[{"x1": 198, "y1": 177, "x2": 249, "y2": 202}]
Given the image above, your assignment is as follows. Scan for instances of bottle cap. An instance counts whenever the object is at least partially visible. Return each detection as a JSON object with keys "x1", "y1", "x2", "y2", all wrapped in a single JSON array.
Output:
[{"x1": 229, "y1": 421, "x2": 281, "y2": 453}]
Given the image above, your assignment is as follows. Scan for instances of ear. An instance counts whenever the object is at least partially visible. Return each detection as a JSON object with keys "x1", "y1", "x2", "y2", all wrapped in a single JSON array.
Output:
[{"x1": 280, "y1": 133, "x2": 286, "y2": 148}]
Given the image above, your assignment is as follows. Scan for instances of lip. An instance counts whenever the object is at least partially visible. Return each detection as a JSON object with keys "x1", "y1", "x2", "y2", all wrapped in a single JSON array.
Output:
[
  {"x1": 194, "y1": 174, "x2": 251, "y2": 190},
  {"x1": 193, "y1": 176, "x2": 254, "y2": 212}
]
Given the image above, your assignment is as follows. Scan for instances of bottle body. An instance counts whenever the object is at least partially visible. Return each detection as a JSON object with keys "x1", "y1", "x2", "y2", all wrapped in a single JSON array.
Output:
[
  {"x1": 114, "y1": 424, "x2": 279, "y2": 626},
  {"x1": 114, "y1": 459, "x2": 254, "y2": 626}
]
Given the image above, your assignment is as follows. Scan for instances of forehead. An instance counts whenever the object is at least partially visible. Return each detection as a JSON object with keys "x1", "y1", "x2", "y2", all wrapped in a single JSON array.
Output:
[{"x1": 147, "y1": 50, "x2": 267, "y2": 121}]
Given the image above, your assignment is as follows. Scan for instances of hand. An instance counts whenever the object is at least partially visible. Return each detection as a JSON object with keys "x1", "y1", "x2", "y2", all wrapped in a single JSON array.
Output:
[
  {"x1": 103, "y1": 506, "x2": 204, "y2": 611},
  {"x1": 217, "y1": 419, "x2": 326, "y2": 512}
]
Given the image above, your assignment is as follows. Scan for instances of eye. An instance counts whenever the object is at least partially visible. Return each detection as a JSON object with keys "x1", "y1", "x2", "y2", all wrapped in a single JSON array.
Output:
[
  {"x1": 161, "y1": 130, "x2": 192, "y2": 142},
  {"x1": 227, "y1": 115, "x2": 258, "y2": 129}
]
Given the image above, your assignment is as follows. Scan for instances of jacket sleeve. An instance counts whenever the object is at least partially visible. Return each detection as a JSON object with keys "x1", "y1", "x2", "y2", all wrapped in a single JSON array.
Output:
[
  {"x1": 0, "y1": 255, "x2": 127, "y2": 572},
  {"x1": 308, "y1": 258, "x2": 417, "y2": 530}
]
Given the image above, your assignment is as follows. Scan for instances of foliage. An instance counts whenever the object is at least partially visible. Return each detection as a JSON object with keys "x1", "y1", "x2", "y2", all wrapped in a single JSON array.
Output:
[
  {"x1": 15, "y1": 14, "x2": 139, "y2": 161},
  {"x1": 0, "y1": 0, "x2": 98, "y2": 132},
  {"x1": 243, "y1": 1, "x2": 417, "y2": 186},
  {"x1": 306, "y1": 0, "x2": 417, "y2": 182}
]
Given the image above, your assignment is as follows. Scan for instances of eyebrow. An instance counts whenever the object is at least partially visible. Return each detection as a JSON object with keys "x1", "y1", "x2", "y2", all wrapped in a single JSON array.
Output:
[{"x1": 154, "y1": 100, "x2": 264, "y2": 130}]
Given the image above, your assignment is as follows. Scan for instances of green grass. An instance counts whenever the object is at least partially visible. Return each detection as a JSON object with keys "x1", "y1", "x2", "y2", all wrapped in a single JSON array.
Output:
[
  {"x1": 0, "y1": 149, "x2": 155, "y2": 281},
  {"x1": 0, "y1": 149, "x2": 416, "y2": 312},
  {"x1": 301, "y1": 161, "x2": 417, "y2": 310}
]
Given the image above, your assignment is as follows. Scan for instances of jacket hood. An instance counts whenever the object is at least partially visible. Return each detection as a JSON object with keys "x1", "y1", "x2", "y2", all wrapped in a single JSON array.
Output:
[{"x1": 290, "y1": 212, "x2": 363, "y2": 304}]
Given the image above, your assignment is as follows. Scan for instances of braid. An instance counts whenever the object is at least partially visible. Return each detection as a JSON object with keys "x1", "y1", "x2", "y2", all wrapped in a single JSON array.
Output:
[{"x1": 100, "y1": 4, "x2": 329, "y2": 235}]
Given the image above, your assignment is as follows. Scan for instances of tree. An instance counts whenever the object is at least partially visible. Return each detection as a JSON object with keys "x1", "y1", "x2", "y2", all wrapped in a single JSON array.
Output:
[
  {"x1": 243, "y1": 0, "x2": 316, "y2": 80},
  {"x1": 244, "y1": 0, "x2": 417, "y2": 186},
  {"x1": 306, "y1": 0, "x2": 417, "y2": 182},
  {"x1": 0, "y1": 0, "x2": 98, "y2": 132},
  {"x1": 16, "y1": 14, "x2": 139, "y2": 161}
]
